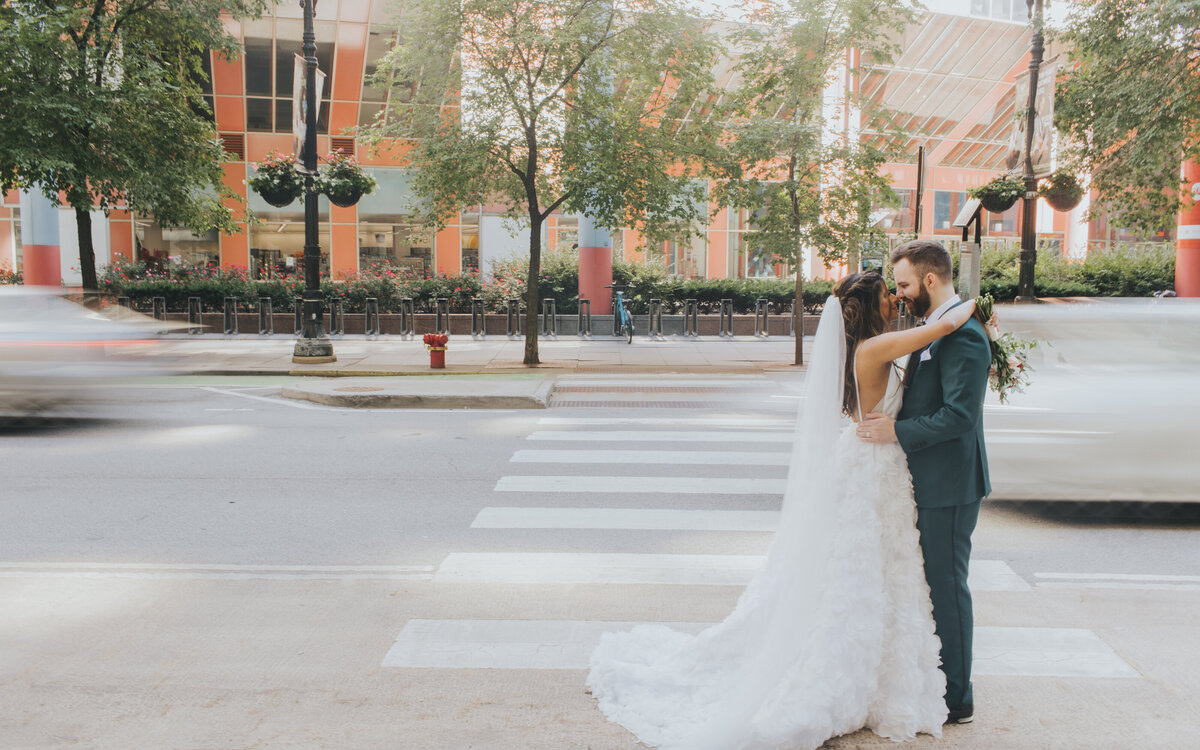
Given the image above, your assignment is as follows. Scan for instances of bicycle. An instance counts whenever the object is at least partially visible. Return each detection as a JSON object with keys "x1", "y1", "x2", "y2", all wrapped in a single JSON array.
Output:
[{"x1": 606, "y1": 284, "x2": 634, "y2": 344}]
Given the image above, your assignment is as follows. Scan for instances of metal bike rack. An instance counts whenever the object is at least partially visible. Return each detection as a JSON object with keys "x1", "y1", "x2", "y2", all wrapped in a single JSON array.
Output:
[
  {"x1": 188, "y1": 297, "x2": 202, "y2": 335},
  {"x1": 365, "y1": 297, "x2": 381, "y2": 336},
  {"x1": 719, "y1": 299, "x2": 734, "y2": 337},
  {"x1": 506, "y1": 298, "x2": 521, "y2": 336},
  {"x1": 117, "y1": 296, "x2": 131, "y2": 309},
  {"x1": 151, "y1": 297, "x2": 166, "y2": 321},
  {"x1": 754, "y1": 298, "x2": 769, "y2": 337},
  {"x1": 648, "y1": 298, "x2": 663, "y2": 336},
  {"x1": 223, "y1": 297, "x2": 238, "y2": 334},
  {"x1": 328, "y1": 297, "x2": 344, "y2": 335},
  {"x1": 541, "y1": 298, "x2": 557, "y2": 335},
  {"x1": 471, "y1": 298, "x2": 485, "y2": 337},
  {"x1": 399, "y1": 298, "x2": 415, "y2": 336},
  {"x1": 258, "y1": 297, "x2": 274, "y2": 334},
  {"x1": 683, "y1": 298, "x2": 699, "y2": 336},
  {"x1": 577, "y1": 299, "x2": 591, "y2": 337},
  {"x1": 294, "y1": 297, "x2": 303, "y2": 335},
  {"x1": 434, "y1": 297, "x2": 450, "y2": 334}
]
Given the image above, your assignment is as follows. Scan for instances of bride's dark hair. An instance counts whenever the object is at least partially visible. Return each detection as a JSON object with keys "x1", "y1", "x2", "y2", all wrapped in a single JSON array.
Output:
[{"x1": 834, "y1": 271, "x2": 889, "y2": 417}]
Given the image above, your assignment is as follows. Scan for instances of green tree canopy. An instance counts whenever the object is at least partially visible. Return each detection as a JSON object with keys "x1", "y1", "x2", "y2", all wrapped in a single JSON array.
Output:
[
  {"x1": 1054, "y1": 0, "x2": 1200, "y2": 233},
  {"x1": 0, "y1": 0, "x2": 267, "y2": 292},
  {"x1": 365, "y1": 0, "x2": 723, "y2": 364},
  {"x1": 713, "y1": 0, "x2": 915, "y2": 363}
]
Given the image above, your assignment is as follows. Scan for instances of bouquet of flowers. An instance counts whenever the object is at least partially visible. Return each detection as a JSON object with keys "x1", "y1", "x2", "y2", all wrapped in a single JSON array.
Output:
[
  {"x1": 974, "y1": 294, "x2": 1037, "y2": 404},
  {"x1": 423, "y1": 333, "x2": 449, "y2": 350}
]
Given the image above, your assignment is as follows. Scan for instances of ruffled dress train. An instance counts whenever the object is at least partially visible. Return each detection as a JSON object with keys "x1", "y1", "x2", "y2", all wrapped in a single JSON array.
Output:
[{"x1": 587, "y1": 368, "x2": 948, "y2": 749}]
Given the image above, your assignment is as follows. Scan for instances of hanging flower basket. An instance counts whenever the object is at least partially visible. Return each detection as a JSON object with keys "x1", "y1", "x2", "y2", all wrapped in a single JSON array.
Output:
[
  {"x1": 315, "y1": 149, "x2": 376, "y2": 208},
  {"x1": 969, "y1": 175, "x2": 1025, "y2": 214},
  {"x1": 248, "y1": 151, "x2": 304, "y2": 208},
  {"x1": 1038, "y1": 170, "x2": 1085, "y2": 212}
]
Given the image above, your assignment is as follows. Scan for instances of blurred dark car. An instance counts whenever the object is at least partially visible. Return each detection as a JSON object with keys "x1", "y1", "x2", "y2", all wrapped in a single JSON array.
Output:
[{"x1": 0, "y1": 287, "x2": 171, "y2": 417}]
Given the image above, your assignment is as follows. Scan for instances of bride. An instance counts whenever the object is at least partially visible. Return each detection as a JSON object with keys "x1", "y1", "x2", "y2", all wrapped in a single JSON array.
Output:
[{"x1": 587, "y1": 271, "x2": 977, "y2": 750}]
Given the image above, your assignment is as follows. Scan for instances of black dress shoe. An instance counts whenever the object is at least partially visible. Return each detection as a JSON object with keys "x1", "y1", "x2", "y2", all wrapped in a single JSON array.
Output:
[{"x1": 946, "y1": 705, "x2": 974, "y2": 724}]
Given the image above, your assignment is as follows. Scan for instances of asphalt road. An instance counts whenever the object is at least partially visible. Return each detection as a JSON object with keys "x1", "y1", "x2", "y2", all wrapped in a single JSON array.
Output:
[{"x1": 1, "y1": 373, "x2": 1197, "y2": 749}]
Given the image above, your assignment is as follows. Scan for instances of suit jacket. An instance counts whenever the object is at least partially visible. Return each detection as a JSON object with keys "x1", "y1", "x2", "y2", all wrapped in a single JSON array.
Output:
[{"x1": 895, "y1": 302, "x2": 992, "y2": 508}]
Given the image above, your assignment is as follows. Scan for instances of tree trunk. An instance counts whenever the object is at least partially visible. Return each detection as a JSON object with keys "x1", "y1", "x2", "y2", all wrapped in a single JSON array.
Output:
[
  {"x1": 794, "y1": 268, "x2": 804, "y2": 366},
  {"x1": 788, "y1": 156, "x2": 804, "y2": 367},
  {"x1": 523, "y1": 214, "x2": 542, "y2": 366},
  {"x1": 75, "y1": 206, "x2": 99, "y2": 301}
]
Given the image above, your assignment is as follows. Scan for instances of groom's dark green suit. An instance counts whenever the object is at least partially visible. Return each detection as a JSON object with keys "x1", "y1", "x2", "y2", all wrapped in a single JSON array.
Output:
[{"x1": 894, "y1": 299, "x2": 991, "y2": 713}]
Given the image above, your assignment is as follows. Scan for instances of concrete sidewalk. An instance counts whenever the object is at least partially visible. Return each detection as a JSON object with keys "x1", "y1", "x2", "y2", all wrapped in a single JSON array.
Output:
[
  {"x1": 154, "y1": 333, "x2": 808, "y2": 376},
  {"x1": 148, "y1": 333, "x2": 809, "y2": 408}
]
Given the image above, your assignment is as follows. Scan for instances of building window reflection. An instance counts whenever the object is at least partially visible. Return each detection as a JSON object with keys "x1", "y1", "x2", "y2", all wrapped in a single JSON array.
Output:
[
  {"x1": 136, "y1": 223, "x2": 220, "y2": 267},
  {"x1": 358, "y1": 216, "x2": 431, "y2": 273},
  {"x1": 461, "y1": 212, "x2": 480, "y2": 273},
  {"x1": 249, "y1": 218, "x2": 330, "y2": 277},
  {"x1": 244, "y1": 36, "x2": 333, "y2": 134}
]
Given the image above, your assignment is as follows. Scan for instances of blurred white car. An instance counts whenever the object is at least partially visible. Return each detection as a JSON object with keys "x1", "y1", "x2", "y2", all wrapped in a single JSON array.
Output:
[
  {"x1": 984, "y1": 298, "x2": 1200, "y2": 503},
  {"x1": 0, "y1": 287, "x2": 170, "y2": 417}
]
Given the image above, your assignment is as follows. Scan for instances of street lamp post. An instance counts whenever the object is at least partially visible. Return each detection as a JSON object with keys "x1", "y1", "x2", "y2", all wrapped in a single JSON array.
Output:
[
  {"x1": 1015, "y1": 0, "x2": 1044, "y2": 304},
  {"x1": 293, "y1": 0, "x2": 336, "y2": 362}
]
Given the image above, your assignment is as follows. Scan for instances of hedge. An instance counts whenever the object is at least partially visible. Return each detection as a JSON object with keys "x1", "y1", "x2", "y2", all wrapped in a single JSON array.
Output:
[{"x1": 84, "y1": 242, "x2": 1176, "y2": 313}]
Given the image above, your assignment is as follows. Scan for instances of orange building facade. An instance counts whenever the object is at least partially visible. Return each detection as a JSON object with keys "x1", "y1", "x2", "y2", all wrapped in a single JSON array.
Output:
[{"x1": 0, "y1": 1, "x2": 1179, "y2": 288}]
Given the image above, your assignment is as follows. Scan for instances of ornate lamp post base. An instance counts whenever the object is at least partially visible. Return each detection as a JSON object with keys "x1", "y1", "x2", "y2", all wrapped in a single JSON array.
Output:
[
  {"x1": 293, "y1": 293, "x2": 336, "y2": 363},
  {"x1": 293, "y1": 341, "x2": 336, "y2": 363}
]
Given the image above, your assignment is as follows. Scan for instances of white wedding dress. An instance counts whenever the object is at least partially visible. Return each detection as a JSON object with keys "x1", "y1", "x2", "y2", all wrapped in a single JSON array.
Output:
[{"x1": 587, "y1": 299, "x2": 948, "y2": 750}]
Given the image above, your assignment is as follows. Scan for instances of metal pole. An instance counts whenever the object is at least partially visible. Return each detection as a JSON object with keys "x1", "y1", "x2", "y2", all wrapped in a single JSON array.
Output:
[
  {"x1": 577, "y1": 299, "x2": 591, "y2": 337},
  {"x1": 292, "y1": 0, "x2": 335, "y2": 361},
  {"x1": 1016, "y1": 0, "x2": 1044, "y2": 303}
]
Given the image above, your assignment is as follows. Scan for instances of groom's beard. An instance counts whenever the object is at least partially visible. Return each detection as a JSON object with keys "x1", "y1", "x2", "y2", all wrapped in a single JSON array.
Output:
[{"x1": 905, "y1": 285, "x2": 932, "y2": 318}]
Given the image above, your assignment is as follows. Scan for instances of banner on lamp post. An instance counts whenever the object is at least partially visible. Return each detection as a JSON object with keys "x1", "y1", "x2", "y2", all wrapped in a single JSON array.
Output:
[
  {"x1": 1005, "y1": 59, "x2": 1056, "y2": 179},
  {"x1": 293, "y1": 53, "x2": 327, "y2": 164}
]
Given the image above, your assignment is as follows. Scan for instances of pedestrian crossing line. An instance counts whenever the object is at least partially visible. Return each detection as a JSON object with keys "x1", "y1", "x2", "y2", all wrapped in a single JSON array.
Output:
[
  {"x1": 380, "y1": 620, "x2": 1139, "y2": 678},
  {"x1": 536, "y1": 417, "x2": 795, "y2": 427},
  {"x1": 0, "y1": 562, "x2": 435, "y2": 581},
  {"x1": 526, "y1": 430, "x2": 789, "y2": 443},
  {"x1": 511, "y1": 449, "x2": 791, "y2": 466},
  {"x1": 471, "y1": 507, "x2": 780, "y2": 531},
  {"x1": 494, "y1": 476, "x2": 787, "y2": 495},
  {"x1": 433, "y1": 553, "x2": 1031, "y2": 591},
  {"x1": 556, "y1": 377, "x2": 768, "y2": 386},
  {"x1": 1035, "y1": 572, "x2": 1200, "y2": 592}
]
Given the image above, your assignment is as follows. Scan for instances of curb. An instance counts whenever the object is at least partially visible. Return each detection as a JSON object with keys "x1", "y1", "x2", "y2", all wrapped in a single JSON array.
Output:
[{"x1": 279, "y1": 378, "x2": 555, "y2": 410}]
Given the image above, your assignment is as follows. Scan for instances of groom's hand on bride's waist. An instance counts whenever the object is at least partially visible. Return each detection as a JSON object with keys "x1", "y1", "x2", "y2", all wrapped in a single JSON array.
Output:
[{"x1": 857, "y1": 414, "x2": 897, "y2": 444}]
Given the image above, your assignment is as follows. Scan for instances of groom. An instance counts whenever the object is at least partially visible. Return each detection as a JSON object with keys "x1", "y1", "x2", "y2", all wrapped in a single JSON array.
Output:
[{"x1": 857, "y1": 239, "x2": 991, "y2": 725}]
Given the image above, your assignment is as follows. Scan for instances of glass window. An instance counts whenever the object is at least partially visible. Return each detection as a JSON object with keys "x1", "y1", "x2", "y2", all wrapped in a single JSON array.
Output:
[
  {"x1": 933, "y1": 190, "x2": 968, "y2": 231},
  {"x1": 244, "y1": 38, "x2": 273, "y2": 96},
  {"x1": 461, "y1": 213, "x2": 480, "y2": 274},
  {"x1": 358, "y1": 218, "x2": 431, "y2": 274},
  {"x1": 247, "y1": 98, "x2": 273, "y2": 131},
  {"x1": 249, "y1": 220, "x2": 330, "y2": 278}
]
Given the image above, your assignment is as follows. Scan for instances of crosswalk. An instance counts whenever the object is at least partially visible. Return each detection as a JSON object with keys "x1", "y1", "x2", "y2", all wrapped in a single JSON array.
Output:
[{"x1": 384, "y1": 374, "x2": 1141, "y2": 681}]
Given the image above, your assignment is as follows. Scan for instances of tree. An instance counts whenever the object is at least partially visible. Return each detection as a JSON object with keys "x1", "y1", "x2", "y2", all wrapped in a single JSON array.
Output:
[
  {"x1": 713, "y1": 0, "x2": 914, "y2": 364},
  {"x1": 365, "y1": 0, "x2": 721, "y2": 365},
  {"x1": 0, "y1": 0, "x2": 266, "y2": 293},
  {"x1": 1054, "y1": 0, "x2": 1200, "y2": 233}
]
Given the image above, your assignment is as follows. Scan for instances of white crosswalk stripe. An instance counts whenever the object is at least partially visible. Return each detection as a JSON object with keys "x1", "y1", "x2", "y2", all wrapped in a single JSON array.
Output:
[
  {"x1": 472, "y1": 507, "x2": 780, "y2": 531},
  {"x1": 494, "y1": 475, "x2": 786, "y2": 494},
  {"x1": 382, "y1": 620, "x2": 1140, "y2": 678},
  {"x1": 511, "y1": 449, "x2": 792, "y2": 465},
  {"x1": 527, "y1": 430, "x2": 789, "y2": 442},
  {"x1": 433, "y1": 552, "x2": 1030, "y2": 590}
]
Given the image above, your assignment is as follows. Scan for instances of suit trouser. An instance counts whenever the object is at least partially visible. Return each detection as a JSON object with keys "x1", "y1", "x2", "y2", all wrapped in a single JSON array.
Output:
[{"x1": 916, "y1": 499, "x2": 981, "y2": 711}]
